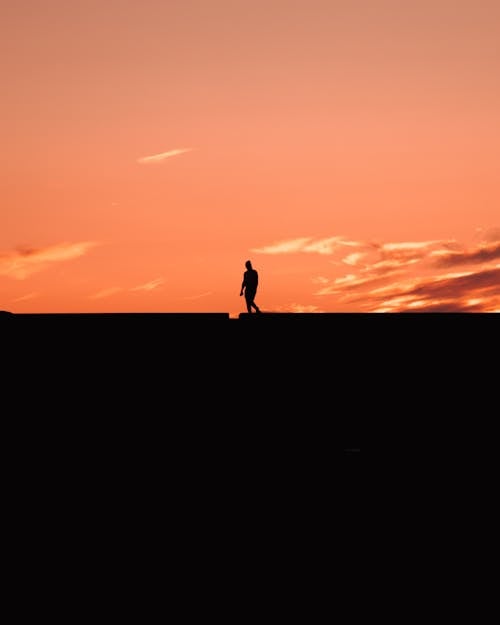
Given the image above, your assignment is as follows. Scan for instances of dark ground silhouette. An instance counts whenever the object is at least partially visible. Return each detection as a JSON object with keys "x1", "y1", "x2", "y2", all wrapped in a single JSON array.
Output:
[
  {"x1": 4, "y1": 310, "x2": 498, "y2": 459},
  {"x1": 7, "y1": 308, "x2": 499, "y2": 585},
  {"x1": 2, "y1": 311, "x2": 366, "y2": 451}
]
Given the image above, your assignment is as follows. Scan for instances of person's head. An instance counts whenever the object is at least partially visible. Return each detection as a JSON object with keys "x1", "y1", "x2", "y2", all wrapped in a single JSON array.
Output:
[{"x1": 245, "y1": 260, "x2": 252, "y2": 270}]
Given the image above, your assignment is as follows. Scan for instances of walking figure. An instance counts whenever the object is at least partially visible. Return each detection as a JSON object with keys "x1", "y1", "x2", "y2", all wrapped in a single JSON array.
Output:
[{"x1": 240, "y1": 260, "x2": 261, "y2": 313}]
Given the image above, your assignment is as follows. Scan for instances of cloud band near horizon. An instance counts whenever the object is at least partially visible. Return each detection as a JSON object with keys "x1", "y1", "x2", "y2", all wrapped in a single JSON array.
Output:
[{"x1": 252, "y1": 231, "x2": 500, "y2": 312}]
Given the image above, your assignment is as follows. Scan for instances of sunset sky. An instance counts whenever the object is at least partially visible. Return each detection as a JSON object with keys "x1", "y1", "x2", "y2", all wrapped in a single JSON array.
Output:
[{"x1": 2, "y1": 0, "x2": 499, "y2": 316}]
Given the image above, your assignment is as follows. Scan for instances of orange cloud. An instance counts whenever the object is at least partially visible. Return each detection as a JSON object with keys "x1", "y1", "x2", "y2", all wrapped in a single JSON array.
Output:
[
  {"x1": 259, "y1": 230, "x2": 500, "y2": 312},
  {"x1": 316, "y1": 270, "x2": 406, "y2": 298},
  {"x1": 369, "y1": 267, "x2": 500, "y2": 312},
  {"x1": 251, "y1": 237, "x2": 313, "y2": 254},
  {"x1": 432, "y1": 242, "x2": 500, "y2": 267},
  {"x1": 342, "y1": 252, "x2": 365, "y2": 266},
  {"x1": 89, "y1": 278, "x2": 164, "y2": 298},
  {"x1": 137, "y1": 148, "x2": 194, "y2": 164},
  {"x1": 12, "y1": 292, "x2": 39, "y2": 302},
  {"x1": 0, "y1": 241, "x2": 100, "y2": 280},
  {"x1": 130, "y1": 278, "x2": 164, "y2": 292},
  {"x1": 183, "y1": 292, "x2": 213, "y2": 301},
  {"x1": 89, "y1": 287, "x2": 123, "y2": 299},
  {"x1": 252, "y1": 236, "x2": 364, "y2": 255},
  {"x1": 285, "y1": 303, "x2": 322, "y2": 313}
]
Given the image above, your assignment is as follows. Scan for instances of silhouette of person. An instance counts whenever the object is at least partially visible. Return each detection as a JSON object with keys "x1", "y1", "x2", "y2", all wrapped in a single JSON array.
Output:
[{"x1": 240, "y1": 260, "x2": 261, "y2": 313}]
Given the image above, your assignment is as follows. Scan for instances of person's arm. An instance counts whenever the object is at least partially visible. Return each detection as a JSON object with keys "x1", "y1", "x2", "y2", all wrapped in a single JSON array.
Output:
[{"x1": 240, "y1": 274, "x2": 245, "y2": 296}]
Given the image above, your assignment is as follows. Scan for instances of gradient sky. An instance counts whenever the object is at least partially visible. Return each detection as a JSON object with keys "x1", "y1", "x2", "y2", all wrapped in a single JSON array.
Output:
[{"x1": 2, "y1": 0, "x2": 499, "y2": 316}]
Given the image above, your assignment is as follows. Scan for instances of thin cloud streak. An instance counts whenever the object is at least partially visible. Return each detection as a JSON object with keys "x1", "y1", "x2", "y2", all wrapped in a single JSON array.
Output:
[
  {"x1": 272, "y1": 303, "x2": 323, "y2": 313},
  {"x1": 252, "y1": 237, "x2": 313, "y2": 254},
  {"x1": 287, "y1": 303, "x2": 322, "y2": 313},
  {"x1": 183, "y1": 292, "x2": 213, "y2": 301},
  {"x1": 12, "y1": 292, "x2": 38, "y2": 302},
  {"x1": 137, "y1": 148, "x2": 194, "y2": 164},
  {"x1": 130, "y1": 278, "x2": 164, "y2": 292},
  {"x1": 90, "y1": 278, "x2": 165, "y2": 298},
  {"x1": 0, "y1": 241, "x2": 100, "y2": 279},
  {"x1": 89, "y1": 287, "x2": 123, "y2": 299},
  {"x1": 381, "y1": 240, "x2": 448, "y2": 252},
  {"x1": 252, "y1": 236, "x2": 363, "y2": 255},
  {"x1": 315, "y1": 270, "x2": 406, "y2": 298}
]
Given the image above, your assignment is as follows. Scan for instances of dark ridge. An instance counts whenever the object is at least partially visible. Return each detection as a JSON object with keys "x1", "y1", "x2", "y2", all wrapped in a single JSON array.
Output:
[
  {"x1": 4, "y1": 311, "x2": 497, "y2": 464},
  {"x1": 4, "y1": 311, "x2": 230, "y2": 321},
  {"x1": 28, "y1": 312, "x2": 229, "y2": 318}
]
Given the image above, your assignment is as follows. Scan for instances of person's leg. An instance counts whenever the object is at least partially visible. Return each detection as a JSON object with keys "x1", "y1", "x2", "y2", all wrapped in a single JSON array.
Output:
[{"x1": 246, "y1": 292, "x2": 256, "y2": 313}]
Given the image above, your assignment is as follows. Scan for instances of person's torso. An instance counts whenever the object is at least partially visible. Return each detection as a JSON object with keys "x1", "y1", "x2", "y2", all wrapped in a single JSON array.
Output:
[{"x1": 245, "y1": 269, "x2": 258, "y2": 290}]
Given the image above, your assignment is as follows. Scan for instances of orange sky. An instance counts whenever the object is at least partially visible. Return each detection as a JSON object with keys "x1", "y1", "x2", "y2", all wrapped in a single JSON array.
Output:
[{"x1": 2, "y1": 0, "x2": 500, "y2": 316}]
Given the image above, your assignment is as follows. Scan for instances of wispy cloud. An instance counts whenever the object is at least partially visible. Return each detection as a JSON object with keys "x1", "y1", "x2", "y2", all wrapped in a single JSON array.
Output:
[
  {"x1": 316, "y1": 269, "x2": 407, "y2": 297},
  {"x1": 282, "y1": 303, "x2": 322, "y2": 313},
  {"x1": 334, "y1": 238, "x2": 499, "y2": 311},
  {"x1": 12, "y1": 292, "x2": 38, "y2": 302},
  {"x1": 0, "y1": 241, "x2": 100, "y2": 279},
  {"x1": 432, "y1": 242, "x2": 500, "y2": 267},
  {"x1": 130, "y1": 278, "x2": 164, "y2": 292},
  {"x1": 369, "y1": 267, "x2": 500, "y2": 312},
  {"x1": 252, "y1": 237, "x2": 313, "y2": 254},
  {"x1": 381, "y1": 240, "x2": 446, "y2": 252},
  {"x1": 137, "y1": 148, "x2": 194, "y2": 164},
  {"x1": 253, "y1": 235, "x2": 460, "y2": 261},
  {"x1": 253, "y1": 229, "x2": 500, "y2": 312},
  {"x1": 311, "y1": 276, "x2": 330, "y2": 285},
  {"x1": 342, "y1": 252, "x2": 365, "y2": 266},
  {"x1": 303, "y1": 237, "x2": 362, "y2": 255},
  {"x1": 183, "y1": 291, "x2": 213, "y2": 301},
  {"x1": 89, "y1": 287, "x2": 123, "y2": 299},
  {"x1": 88, "y1": 278, "x2": 165, "y2": 299},
  {"x1": 252, "y1": 236, "x2": 363, "y2": 255}
]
